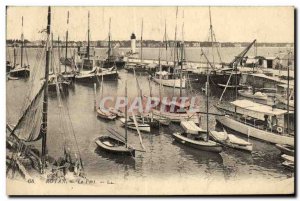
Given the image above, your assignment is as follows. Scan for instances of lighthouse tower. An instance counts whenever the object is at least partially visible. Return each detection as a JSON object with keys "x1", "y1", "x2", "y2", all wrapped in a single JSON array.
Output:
[{"x1": 130, "y1": 33, "x2": 136, "y2": 54}]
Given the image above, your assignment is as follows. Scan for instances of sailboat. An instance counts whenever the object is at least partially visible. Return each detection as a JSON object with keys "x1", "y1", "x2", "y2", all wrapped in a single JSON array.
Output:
[
  {"x1": 190, "y1": 7, "x2": 244, "y2": 88},
  {"x1": 102, "y1": 18, "x2": 126, "y2": 69},
  {"x1": 59, "y1": 11, "x2": 77, "y2": 81},
  {"x1": 76, "y1": 11, "x2": 95, "y2": 70},
  {"x1": 95, "y1": 81, "x2": 138, "y2": 157},
  {"x1": 152, "y1": 18, "x2": 186, "y2": 88},
  {"x1": 48, "y1": 33, "x2": 71, "y2": 92},
  {"x1": 7, "y1": 7, "x2": 84, "y2": 180},
  {"x1": 151, "y1": 44, "x2": 199, "y2": 124},
  {"x1": 95, "y1": 77, "x2": 117, "y2": 120},
  {"x1": 172, "y1": 66, "x2": 223, "y2": 153},
  {"x1": 9, "y1": 17, "x2": 30, "y2": 78}
]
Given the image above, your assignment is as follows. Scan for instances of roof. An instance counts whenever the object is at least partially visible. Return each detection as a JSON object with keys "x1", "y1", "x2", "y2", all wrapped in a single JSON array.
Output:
[{"x1": 231, "y1": 99, "x2": 291, "y2": 116}]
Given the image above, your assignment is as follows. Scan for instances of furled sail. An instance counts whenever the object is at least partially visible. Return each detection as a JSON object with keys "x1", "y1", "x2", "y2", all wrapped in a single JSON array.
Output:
[{"x1": 10, "y1": 82, "x2": 45, "y2": 142}]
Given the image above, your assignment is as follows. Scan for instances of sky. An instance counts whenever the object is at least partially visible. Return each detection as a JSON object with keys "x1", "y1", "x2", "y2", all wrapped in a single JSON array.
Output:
[{"x1": 6, "y1": 6, "x2": 294, "y2": 43}]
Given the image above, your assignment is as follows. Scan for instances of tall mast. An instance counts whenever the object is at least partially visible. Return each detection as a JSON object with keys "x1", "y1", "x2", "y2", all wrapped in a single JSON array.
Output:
[
  {"x1": 51, "y1": 32, "x2": 54, "y2": 73},
  {"x1": 206, "y1": 65, "x2": 209, "y2": 142},
  {"x1": 41, "y1": 6, "x2": 51, "y2": 173},
  {"x1": 20, "y1": 16, "x2": 24, "y2": 68},
  {"x1": 287, "y1": 51, "x2": 290, "y2": 134},
  {"x1": 140, "y1": 18, "x2": 143, "y2": 62},
  {"x1": 209, "y1": 7, "x2": 215, "y2": 68},
  {"x1": 87, "y1": 11, "x2": 90, "y2": 62},
  {"x1": 173, "y1": 7, "x2": 178, "y2": 68},
  {"x1": 58, "y1": 36, "x2": 61, "y2": 73},
  {"x1": 180, "y1": 43, "x2": 183, "y2": 97},
  {"x1": 125, "y1": 80, "x2": 128, "y2": 147},
  {"x1": 64, "y1": 11, "x2": 69, "y2": 73},
  {"x1": 164, "y1": 19, "x2": 168, "y2": 65},
  {"x1": 108, "y1": 18, "x2": 111, "y2": 62}
]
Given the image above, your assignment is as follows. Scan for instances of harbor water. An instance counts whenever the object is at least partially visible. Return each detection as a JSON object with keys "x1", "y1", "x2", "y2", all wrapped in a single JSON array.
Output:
[{"x1": 6, "y1": 46, "x2": 294, "y2": 182}]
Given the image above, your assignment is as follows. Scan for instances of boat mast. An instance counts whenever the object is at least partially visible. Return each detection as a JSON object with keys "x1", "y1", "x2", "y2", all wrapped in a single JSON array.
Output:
[
  {"x1": 179, "y1": 11, "x2": 184, "y2": 97},
  {"x1": 164, "y1": 19, "x2": 168, "y2": 65},
  {"x1": 180, "y1": 43, "x2": 183, "y2": 97},
  {"x1": 287, "y1": 51, "x2": 290, "y2": 134},
  {"x1": 41, "y1": 6, "x2": 51, "y2": 173},
  {"x1": 206, "y1": 56, "x2": 210, "y2": 142},
  {"x1": 140, "y1": 18, "x2": 143, "y2": 62},
  {"x1": 87, "y1": 11, "x2": 90, "y2": 63},
  {"x1": 58, "y1": 36, "x2": 61, "y2": 73},
  {"x1": 20, "y1": 16, "x2": 24, "y2": 68},
  {"x1": 173, "y1": 7, "x2": 178, "y2": 68},
  {"x1": 209, "y1": 7, "x2": 215, "y2": 68},
  {"x1": 108, "y1": 18, "x2": 111, "y2": 63},
  {"x1": 65, "y1": 11, "x2": 69, "y2": 73},
  {"x1": 125, "y1": 80, "x2": 128, "y2": 148}
]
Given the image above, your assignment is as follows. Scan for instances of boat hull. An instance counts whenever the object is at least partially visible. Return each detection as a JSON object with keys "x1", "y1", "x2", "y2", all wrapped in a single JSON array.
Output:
[
  {"x1": 191, "y1": 71, "x2": 241, "y2": 87},
  {"x1": 96, "y1": 109, "x2": 117, "y2": 120},
  {"x1": 95, "y1": 136, "x2": 135, "y2": 157},
  {"x1": 153, "y1": 77, "x2": 186, "y2": 88},
  {"x1": 152, "y1": 109, "x2": 199, "y2": 124},
  {"x1": 172, "y1": 132, "x2": 222, "y2": 153},
  {"x1": 209, "y1": 131, "x2": 253, "y2": 152},
  {"x1": 75, "y1": 72, "x2": 118, "y2": 83},
  {"x1": 9, "y1": 68, "x2": 30, "y2": 78},
  {"x1": 238, "y1": 90, "x2": 268, "y2": 100},
  {"x1": 215, "y1": 115, "x2": 294, "y2": 146}
]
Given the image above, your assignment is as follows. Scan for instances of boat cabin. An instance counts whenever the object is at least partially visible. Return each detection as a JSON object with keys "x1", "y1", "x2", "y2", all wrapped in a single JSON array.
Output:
[{"x1": 230, "y1": 99, "x2": 294, "y2": 135}]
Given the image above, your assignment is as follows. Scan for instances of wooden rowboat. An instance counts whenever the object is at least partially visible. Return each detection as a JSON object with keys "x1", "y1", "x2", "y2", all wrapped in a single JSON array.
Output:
[
  {"x1": 119, "y1": 117, "x2": 150, "y2": 133},
  {"x1": 95, "y1": 136, "x2": 135, "y2": 157},
  {"x1": 97, "y1": 108, "x2": 117, "y2": 120}
]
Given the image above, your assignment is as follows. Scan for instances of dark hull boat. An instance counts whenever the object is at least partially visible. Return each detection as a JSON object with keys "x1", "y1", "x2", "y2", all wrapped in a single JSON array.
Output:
[
  {"x1": 102, "y1": 60, "x2": 126, "y2": 69},
  {"x1": 172, "y1": 132, "x2": 222, "y2": 153},
  {"x1": 48, "y1": 81, "x2": 70, "y2": 92},
  {"x1": 9, "y1": 67, "x2": 30, "y2": 78},
  {"x1": 95, "y1": 136, "x2": 135, "y2": 157},
  {"x1": 60, "y1": 57, "x2": 73, "y2": 67},
  {"x1": 191, "y1": 70, "x2": 241, "y2": 89},
  {"x1": 75, "y1": 68, "x2": 118, "y2": 83}
]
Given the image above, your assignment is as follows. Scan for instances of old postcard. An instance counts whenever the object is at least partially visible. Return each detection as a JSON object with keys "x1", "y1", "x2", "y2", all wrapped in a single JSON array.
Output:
[{"x1": 6, "y1": 6, "x2": 294, "y2": 195}]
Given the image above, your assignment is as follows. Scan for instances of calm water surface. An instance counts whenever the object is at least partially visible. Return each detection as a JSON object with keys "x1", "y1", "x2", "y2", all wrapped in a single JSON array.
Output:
[{"x1": 6, "y1": 47, "x2": 294, "y2": 182}]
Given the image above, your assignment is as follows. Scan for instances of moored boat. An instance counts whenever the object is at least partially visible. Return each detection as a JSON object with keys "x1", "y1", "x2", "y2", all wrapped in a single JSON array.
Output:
[
  {"x1": 172, "y1": 132, "x2": 222, "y2": 153},
  {"x1": 119, "y1": 117, "x2": 151, "y2": 133},
  {"x1": 209, "y1": 130, "x2": 253, "y2": 152},
  {"x1": 238, "y1": 89, "x2": 268, "y2": 100},
  {"x1": 95, "y1": 135, "x2": 135, "y2": 157},
  {"x1": 215, "y1": 100, "x2": 294, "y2": 146}
]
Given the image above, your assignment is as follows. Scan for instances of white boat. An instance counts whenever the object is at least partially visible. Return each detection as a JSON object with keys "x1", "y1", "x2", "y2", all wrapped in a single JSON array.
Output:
[
  {"x1": 152, "y1": 71, "x2": 186, "y2": 88},
  {"x1": 180, "y1": 121, "x2": 206, "y2": 134},
  {"x1": 209, "y1": 130, "x2": 253, "y2": 152},
  {"x1": 119, "y1": 118, "x2": 151, "y2": 133},
  {"x1": 152, "y1": 109, "x2": 199, "y2": 124},
  {"x1": 238, "y1": 89, "x2": 268, "y2": 100},
  {"x1": 215, "y1": 99, "x2": 294, "y2": 146}
]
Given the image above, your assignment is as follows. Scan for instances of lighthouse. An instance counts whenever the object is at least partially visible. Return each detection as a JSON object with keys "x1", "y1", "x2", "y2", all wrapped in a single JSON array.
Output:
[{"x1": 130, "y1": 33, "x2": 136, "y2": 54}]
